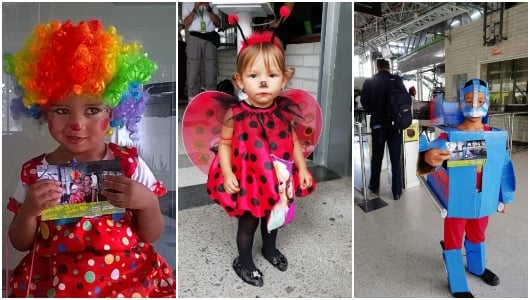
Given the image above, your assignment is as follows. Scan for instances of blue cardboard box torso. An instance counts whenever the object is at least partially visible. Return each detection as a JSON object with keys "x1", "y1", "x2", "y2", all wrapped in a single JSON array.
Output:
[{"x1": 426, "y1": 127, "x2": 508, "y2": 218}]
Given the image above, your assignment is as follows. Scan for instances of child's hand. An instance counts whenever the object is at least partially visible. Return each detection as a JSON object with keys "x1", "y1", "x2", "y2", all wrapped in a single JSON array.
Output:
[
  {"x1": 298, "y1": 169, "x2": 313, "y2": 190},
  {"x1": 223, "y1": 172, "x2": 240, "y2": 194},
  {"x1": 424, "y1": 149, "x2": 451, "y2": 167},
  {"x1": 20, "y1": 179, "x2": 63, "y2": 218},
  {"x1": 101, "y1": 175, "x2": 157, "y2": 210}
]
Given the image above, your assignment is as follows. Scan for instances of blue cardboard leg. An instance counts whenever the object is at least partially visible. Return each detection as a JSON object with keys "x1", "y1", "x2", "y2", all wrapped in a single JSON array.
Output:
[
  {"x1": 464, "y1": 240, "x2": 486, "y2": 276},
  {"x1": 443, "y1": 249, "x2": 469, "y2": 293}
]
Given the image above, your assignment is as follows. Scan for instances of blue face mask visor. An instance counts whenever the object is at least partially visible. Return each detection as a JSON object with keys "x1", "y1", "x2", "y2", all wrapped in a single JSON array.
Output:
[{"x1": 460, "y1": 79, "x2": 490, "y2": 118}]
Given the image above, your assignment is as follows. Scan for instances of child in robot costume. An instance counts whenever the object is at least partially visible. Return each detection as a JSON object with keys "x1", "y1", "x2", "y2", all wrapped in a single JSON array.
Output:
[{"x1": 418, "y1": 78, "x2": 516, "y2": 298}]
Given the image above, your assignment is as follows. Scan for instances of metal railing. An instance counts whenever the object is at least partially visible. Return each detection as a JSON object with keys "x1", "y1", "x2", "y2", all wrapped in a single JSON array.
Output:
[{"x1": 487, "y1": 111, "x2": 528, "y2": 156}]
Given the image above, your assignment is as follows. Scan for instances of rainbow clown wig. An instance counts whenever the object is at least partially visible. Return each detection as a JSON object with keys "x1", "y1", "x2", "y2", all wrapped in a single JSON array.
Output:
[{"x1": 4, "y1": 19, "x2": 157, "y2": 139}]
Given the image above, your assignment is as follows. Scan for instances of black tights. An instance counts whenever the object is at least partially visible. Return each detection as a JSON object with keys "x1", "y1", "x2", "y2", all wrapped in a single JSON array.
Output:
[{"x1": 236, "y1": 212, "x2": 278, "y2": 269}]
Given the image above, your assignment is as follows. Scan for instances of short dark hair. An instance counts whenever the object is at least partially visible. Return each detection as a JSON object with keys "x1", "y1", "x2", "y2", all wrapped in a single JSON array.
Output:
[{"x1": 376, "y1": 59, "x2": 390, "y2": 69}]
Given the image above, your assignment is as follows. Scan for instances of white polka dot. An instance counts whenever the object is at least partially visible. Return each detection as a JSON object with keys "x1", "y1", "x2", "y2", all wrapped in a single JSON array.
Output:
[
  {"x1": 111, "y1": 269, "x2": 120, "y2": 280},
  {"x1": 88, "y1": 259, "x2": 95, "y2": 266},
  {"x1": 104, "y1": 244, "x2": 111, "y2": 251},
  {"x1": 58, "y1": 283, "x2": 66, "y2": 291},
  {"x1": 128, "y1": 158, "x2": 134, "y2": 163},
  {"x1": 118, "y1": 294, "x2": 124, "y2": 298},
  {"x1": 53, "y1": 276, "x2": 59, "y2": 286},
  {"x1": 160, "y1": 279, "x2": 168, "y2": 287},
  {"x1": 29, "y1": 169, "x2": 37, "y2": 175},
  {"x1": 68, "y1": 233, "x2": 75, "y2": 239},
  {"x1": 126, "y1": 227, "x2": 133, "y2": 237}
]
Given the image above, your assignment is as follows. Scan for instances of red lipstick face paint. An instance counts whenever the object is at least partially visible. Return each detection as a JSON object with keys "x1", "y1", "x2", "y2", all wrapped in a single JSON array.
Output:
[{"x1": 99, "y1": 117, "x2": 110, "y2": 131}]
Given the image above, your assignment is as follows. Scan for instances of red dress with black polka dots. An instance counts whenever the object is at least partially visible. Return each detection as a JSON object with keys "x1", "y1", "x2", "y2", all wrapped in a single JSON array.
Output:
[
  {"x1": 7, "y1": 143, "x2": 175, "y2": 298},
  {"x1": 206, "y1": 97, "x2": 316, "y2": 218}
]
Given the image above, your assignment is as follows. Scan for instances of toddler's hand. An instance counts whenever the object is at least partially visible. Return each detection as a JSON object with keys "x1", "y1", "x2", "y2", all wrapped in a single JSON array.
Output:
[
  {"x1": 21, "y1": 179, "x2": 63, "y2": 218},
  {"x1": 424, "y1": 149, "x2": 451, "y2": 167},
  {"x1": 223, "y1": 173, "x2": 240, "y2": 194},
  {"x1": 101, "y1": 175, "x2": 156, "y2": 210},
  {"x1": 298, "y1": 169, "x2": 313, "y2": 190}
]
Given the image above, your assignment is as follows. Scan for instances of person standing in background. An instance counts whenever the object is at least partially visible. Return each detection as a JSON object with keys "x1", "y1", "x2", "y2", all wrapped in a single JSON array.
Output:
[
  {"x1": 182, "y1": 2, "x2": 221, "y2": 101},
  {"x1": 361, "y1": 59, "x2": 406, "y2": 200}
]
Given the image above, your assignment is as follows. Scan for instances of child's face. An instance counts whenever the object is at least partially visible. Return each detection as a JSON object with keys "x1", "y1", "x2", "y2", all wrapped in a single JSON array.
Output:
[
  {"x1": 46, "y1": 93, "x2": 111, "y2": 153},
  {"x1": 463, "y1": 92, "x2": 486, "y2": 107},
  {"x1": 236, "y1": 55, "x2": 287, "y2": 108}
]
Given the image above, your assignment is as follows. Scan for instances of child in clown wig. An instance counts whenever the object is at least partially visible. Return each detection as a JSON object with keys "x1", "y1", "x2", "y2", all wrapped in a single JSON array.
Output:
[{"x1": 4, "y1": 19, "x2": 175, "y2": 297}]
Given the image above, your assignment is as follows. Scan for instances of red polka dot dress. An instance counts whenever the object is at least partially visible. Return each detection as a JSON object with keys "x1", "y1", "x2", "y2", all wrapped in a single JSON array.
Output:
[
  {"x1": 206, "y1": 97, "x2": 316, "y2": 219},
  {"x1": 7, "y1": 143, "x2": 175, "y2": 297}
]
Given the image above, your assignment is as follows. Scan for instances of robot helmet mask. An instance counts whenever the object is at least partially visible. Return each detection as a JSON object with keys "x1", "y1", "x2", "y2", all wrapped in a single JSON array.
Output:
[{"x1": 460, "y1": 78, "x2": 490, "y2": 118}]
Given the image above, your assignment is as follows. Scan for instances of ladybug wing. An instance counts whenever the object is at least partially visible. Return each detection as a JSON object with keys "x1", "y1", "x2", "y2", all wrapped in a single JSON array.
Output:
[
  {"x1": 281, "y1": 89, "x2": 323, "y2": 158},
  {"x1": 181, "y1": 91, "x2": 234, "y2": 174}
]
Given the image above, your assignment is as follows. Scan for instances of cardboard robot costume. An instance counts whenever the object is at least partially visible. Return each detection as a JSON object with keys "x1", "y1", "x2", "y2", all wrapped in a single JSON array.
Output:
[{"x1": 418, "y1": 78, "x2": 516, "y2": 295}]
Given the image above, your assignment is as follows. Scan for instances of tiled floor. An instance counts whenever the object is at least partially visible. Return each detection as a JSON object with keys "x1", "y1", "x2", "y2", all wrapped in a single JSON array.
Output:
[
  {"x1": 178, "y1": 103, "x2": 352, "y2": 297},
  {"x1": 354, "y1": 131, "x2": 528, "y2": 298}
]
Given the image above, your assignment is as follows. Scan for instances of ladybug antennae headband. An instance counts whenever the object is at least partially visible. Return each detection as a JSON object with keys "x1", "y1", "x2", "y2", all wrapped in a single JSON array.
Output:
[{"x1": 228, "y1": 5, "x2": 291, "y2": 56}]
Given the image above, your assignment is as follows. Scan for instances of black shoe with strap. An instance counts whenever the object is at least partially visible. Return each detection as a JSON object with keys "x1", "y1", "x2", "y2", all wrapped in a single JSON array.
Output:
[
  {"x1": 262, "y1": 249, "x2": 288, "y2": 271},
  {"x1": 232, "y1": 257, "x2": 264, "y2": 286}
]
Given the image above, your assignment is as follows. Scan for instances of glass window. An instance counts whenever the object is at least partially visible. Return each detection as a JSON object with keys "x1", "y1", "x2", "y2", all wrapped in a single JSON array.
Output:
[{"x1": 482, "y1": 58, "x2": 528, "y2": 112}]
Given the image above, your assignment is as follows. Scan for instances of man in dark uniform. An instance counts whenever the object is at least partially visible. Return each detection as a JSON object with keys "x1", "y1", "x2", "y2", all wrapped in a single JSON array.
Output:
[{"x1": 361, "y1": 59, "x2": 406, "y2": 200}]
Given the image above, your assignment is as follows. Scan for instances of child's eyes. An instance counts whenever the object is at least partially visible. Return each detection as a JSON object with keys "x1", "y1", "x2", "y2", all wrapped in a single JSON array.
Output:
[
  {"x1": 53, "y1": 108, "x2": 69, "y2": 115},
  {"x1": 86, "y1": 107, "x2": 105, "y2": 115},
  {"x1": 49, "y1": 107, "x2": 108, "y2": 117}
]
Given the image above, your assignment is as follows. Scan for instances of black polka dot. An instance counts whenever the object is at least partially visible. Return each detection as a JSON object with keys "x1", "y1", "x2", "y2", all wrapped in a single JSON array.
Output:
[
  {"x1": 251, "y1": 198, "x2": 260, "y2": 206},
  {"x1": 246, "y1": 175, "x2": 254, "y2": 184},
  {"x1": 206, "y1": 109, "x2": 215, "y2": 117},
  {"x1": 264, "y1": 161, "x2": 273, "y2": 170},
  {"x1": 243, "y1": 152, "x2": 249, "y2": 161},
  {"x1": 283, "y1": 152, "x2": 291, "y2": 160},
  {"x1": 100, "y1": 275, "x2": 105, "y2": 282},
  {"x1": 58, "y1": 264, "x2": 68, "y2": 274},
  {"x1": 268, "y1": 198, "x2": 276, "y2": 206},
  {"x1": 234, "y1": 148, "x2": 239, "y2": 157},
  {"x1": 125, "y1": 250, "x2": 131, "y2": 258},
  {"x1": 235, "y1": 113, "x2": 245, "y2": 121},
  {"x1": 217, "y1": 185, "x2": 225, "y2": 193},
  {"x1": 239, "y1": 188, "x2": 247, "y2": 196},
  {"x1": 260, "y1": 175, "x2": 267, "y2": 184},
  {"x1": 308, "y1": 186, "x2": 314, "y2": 193},
  {"x1": 226, "y1": 206, "x2": 235, "y2": 212},
  {"x1": 77, "y1": 283, "x2": 83, "y2": 290},
  {"x1": 249, "y1": 120, "x2": 258, "y2": 128},
  {"x1": 238, "y1": 132, "x2": 249, "y2": 141},
  {"x1": 206, "y1": 187, "x2": 211, "y2": 195},
  {"x1": 254, "y1": 140, "x2": 263, "y2": 148},
  {"x1": 305, "y1": 127, "x2": 314, "y2": 135},
  {"x1": 231, "y1": 194, "x2": 238, "y2": 201},
  {"x1": 279, "y1": 131, "x2": 287, "y2": 139},
  {"x1": 214, "y1": 172, "x2": 220, "y2": 179},
  {"x1": 270, "y1": 142, "x2": 278, "y2": 151},
  {"x1": 213, "y1": 199, "x2": 220, "y2": 204},
  {"x1": 250, "y1": 154, "x2": 257, "y2": 162},
  {"x1": 267, "y1": 120, "x2": 275, "y2": 129},
  {"x1": 232, "y1": 165, "x2": 237, "y2": 173},
  {"x1": 296, "y1": 189, "x2": 303, "y2": 197}
]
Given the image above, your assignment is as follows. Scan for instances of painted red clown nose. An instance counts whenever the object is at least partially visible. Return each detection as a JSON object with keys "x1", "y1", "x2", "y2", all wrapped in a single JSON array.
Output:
[{"x1": 70, "y1": 123, "x2": 81, "y2": 131}]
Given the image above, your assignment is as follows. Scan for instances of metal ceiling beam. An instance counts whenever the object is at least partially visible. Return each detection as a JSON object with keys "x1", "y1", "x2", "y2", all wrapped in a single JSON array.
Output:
[{"x1": 355, "y1": 3, "x2": 471, "y2": 55}]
